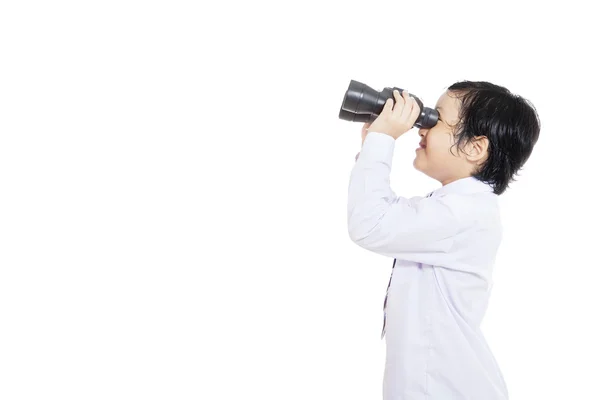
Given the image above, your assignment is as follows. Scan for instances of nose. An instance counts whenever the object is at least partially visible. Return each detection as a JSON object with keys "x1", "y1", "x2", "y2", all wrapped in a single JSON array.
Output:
[{"x1": 418, "y1": 128, "x2": 427, "y2": 138}]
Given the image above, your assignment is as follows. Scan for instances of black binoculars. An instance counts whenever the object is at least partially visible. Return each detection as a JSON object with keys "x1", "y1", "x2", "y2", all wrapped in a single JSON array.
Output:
[{"x1": 338, "y1": 80, "x2": 439, "y2": 129}]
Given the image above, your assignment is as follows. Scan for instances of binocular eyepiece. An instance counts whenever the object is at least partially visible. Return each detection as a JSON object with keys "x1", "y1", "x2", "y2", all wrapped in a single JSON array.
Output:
[{"x1": 338, "y1": 80, "x2": 439, "y2": 129}]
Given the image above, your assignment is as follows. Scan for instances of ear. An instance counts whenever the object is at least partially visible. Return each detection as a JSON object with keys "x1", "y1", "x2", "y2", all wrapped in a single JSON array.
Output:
[{"x1": 465, "y1": 136, "x2": 489, "y2": 163}]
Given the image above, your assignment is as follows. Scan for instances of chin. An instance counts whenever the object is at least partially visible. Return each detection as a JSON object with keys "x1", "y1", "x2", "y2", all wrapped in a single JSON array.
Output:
[
  {"x1": 413, "y1": 157, "x2": 422, "y2": 172},
  {"x1": 413, "y1": 159, "x2": 432, "y2": 179}
]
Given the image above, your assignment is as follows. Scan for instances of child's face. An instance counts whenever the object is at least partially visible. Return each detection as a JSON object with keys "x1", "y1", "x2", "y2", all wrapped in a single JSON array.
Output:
[{"x1": 413, "y1": 90, "x2": 485, "y2": 185}]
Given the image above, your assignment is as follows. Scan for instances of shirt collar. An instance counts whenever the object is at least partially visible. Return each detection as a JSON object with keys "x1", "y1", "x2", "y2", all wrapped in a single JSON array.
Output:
[{"x1": 428, "y1": 176, "x2": 494, "y2": 198}]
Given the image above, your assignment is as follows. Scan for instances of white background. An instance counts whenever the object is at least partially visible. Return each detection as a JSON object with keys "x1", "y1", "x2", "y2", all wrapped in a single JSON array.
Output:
[{"x1": 1, "y1": 1, "x2": 598, "y2": 399}]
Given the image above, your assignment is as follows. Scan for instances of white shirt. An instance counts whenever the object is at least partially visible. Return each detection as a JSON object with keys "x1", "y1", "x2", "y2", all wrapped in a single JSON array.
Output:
[{"x1": 348, "y1": 132, "x2": 509, "y2": 400}]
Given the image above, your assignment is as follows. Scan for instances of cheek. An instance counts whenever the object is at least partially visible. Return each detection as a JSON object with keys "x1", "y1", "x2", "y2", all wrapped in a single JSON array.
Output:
[
  {"x1": 422, "y1": 142, "x2": 453, "y2": 164},
  {"x1": 428, "y1": 132, "x2": 455, "y2": 154},
  {"x1": 425, "y1": 138, "x2": 444, "y2": 153}
]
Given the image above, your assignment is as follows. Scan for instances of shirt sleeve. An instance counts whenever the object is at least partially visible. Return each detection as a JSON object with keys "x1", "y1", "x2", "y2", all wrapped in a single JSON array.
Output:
[{"x1": 347, "y1": 131, "x2": 469, "y2": 258}]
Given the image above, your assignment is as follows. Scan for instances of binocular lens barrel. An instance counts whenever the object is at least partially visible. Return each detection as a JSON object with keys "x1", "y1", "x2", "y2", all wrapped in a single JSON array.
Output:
[{"x1": 338, "y1": 80, "x2": 439, "y2": 129}]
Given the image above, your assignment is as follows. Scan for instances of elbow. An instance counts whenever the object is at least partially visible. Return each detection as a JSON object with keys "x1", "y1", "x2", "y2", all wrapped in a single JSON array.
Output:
[
  {"x1": 348, "y1": 207, "x2": 382, "y2": 244},
  {"x1": 347, "y1": 216, "x2": 361, "y2": 242},
  {"x1": 348, "y1": 226, "x2": 361, "y2": 243},
  {"x1": 348, "y1": 218, "x2": 391, "y2": 252},
  {"x1": 348, "y1": 221, "x2": 373, "y2": 244}
]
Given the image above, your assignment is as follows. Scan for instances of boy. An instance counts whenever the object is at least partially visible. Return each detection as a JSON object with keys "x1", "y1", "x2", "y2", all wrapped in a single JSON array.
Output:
[{"x1": 349, "y1": 82, "x2": 540, "y2": 399}]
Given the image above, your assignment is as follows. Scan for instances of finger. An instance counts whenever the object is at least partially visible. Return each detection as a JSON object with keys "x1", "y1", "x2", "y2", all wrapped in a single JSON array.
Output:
[
  {"x1": 392, "y1": 89, "x2": 404, "y2": 112},
  {"x1": 408, "y1": 97, "x2": 420, "y2": 125},
  {"x1": 399, "y1": 91, "x2": 415, "y2": 120},
  {"x1": 381, "y1": 97, "x2": 393, "y2": 115}
]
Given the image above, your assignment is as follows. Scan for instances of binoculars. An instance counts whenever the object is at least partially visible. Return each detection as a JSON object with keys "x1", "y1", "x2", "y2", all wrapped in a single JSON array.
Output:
[{"x1": 338, "y1": 80, "x2": 439, "y2": 129}]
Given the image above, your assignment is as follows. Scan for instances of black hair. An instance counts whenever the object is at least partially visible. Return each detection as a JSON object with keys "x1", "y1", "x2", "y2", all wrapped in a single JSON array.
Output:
[{"x1": 446, "y1": 81, "x2": 541, "y2": 195}]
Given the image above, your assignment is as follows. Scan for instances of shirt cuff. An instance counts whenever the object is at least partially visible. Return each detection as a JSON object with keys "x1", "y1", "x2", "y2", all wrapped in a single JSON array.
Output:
[{"x1": 358, "y1": 131, "x2": 395, "y2": 165}]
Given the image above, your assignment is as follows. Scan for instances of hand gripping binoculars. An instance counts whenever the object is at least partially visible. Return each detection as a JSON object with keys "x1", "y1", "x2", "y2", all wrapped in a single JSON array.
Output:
[{"x1": 338, "y1": 80, "x2": 439, "y2": 129}]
